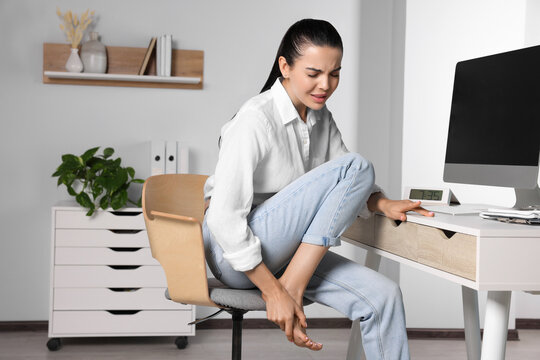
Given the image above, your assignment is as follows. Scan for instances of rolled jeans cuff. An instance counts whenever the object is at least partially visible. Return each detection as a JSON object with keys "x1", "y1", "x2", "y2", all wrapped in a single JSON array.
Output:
[{"x1": 302, "y1": 234, "x2": 342, "y2": 247}]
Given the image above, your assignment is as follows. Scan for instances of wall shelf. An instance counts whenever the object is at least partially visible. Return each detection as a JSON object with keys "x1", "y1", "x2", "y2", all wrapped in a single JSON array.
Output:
[{"x1": 43, "y1": 43, "x2": 204, "y2": 89}]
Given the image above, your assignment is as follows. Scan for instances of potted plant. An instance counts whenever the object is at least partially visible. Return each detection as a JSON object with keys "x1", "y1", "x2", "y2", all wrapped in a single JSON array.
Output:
[{"x1": 52, "y1": 146, "x2": 145, "y2": 216}]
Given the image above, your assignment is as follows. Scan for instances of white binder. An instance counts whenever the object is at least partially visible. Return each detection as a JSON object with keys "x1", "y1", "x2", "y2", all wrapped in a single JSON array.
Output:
[
  {"x1": 165, "y1": 140, "x2": 177, "y2": 174},
  {"x1": 150, "y1": 141, "x2": 165, "y2": 176},
  {"x1": 178, "y1": 143, "x2": 189, "y2": 173}
]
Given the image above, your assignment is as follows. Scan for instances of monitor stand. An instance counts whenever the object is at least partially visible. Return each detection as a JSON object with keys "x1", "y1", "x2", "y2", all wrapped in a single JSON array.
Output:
[{"x1": 514, "y1": 185, "x2": 540, "y2": 210}]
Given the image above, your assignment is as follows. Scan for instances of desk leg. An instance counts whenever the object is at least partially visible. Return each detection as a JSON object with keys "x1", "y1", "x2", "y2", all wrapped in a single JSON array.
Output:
[
  {"x1": 481, "y1": 291, "x2": 511, "y2": 360},
  {"x1": 462, "y1": 286, "x2": 481, "y2": 360},
  {"x1": 346, "y1": 252, "x2": 381, "y2": 360}
]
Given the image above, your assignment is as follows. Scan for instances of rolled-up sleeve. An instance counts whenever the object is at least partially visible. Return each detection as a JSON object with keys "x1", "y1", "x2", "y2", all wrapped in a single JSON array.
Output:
[{"x1": 205, "y1": 111, "x2": 270, "y2": 272}]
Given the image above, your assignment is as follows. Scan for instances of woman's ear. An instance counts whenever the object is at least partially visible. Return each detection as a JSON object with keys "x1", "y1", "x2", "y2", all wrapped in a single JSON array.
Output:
[{"x1": 278, "y1": 56, "x2": 290, "y2": 79}]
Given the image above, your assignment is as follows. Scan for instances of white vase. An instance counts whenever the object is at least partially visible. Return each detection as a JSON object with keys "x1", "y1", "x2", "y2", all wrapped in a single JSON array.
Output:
[
  {"x1": 81, "y1": 32, "x2": 107, "y2": 73},
  {"x1": 65, "y1": 48, "x2": 84, "y2": 73}
]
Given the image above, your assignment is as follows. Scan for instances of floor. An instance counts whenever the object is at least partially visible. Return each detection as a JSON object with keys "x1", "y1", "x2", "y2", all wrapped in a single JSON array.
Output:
[{"x1": 1, "y1": 328, "x2": 540, "y2": 359}]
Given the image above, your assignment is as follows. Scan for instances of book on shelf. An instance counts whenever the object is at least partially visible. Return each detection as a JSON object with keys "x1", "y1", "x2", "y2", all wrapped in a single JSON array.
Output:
[{"x1": 138, "y1": 37, "x2": 157, "y2": 75}]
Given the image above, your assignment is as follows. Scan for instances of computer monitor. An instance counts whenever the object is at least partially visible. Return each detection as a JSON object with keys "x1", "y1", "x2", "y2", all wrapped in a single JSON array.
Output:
[{"x1": 443, "y1": 45, "x2": 540, "y2": 209}]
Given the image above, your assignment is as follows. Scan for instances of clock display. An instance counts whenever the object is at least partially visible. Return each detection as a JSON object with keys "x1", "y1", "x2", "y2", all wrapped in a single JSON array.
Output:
[{"x1": 409, "y1": 189, "x2": 443, "y2": 201}]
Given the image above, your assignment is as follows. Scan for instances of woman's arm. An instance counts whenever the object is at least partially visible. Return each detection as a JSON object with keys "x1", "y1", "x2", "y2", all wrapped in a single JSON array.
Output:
[
  {"x1": 367, "y1": 191, "x2": 434, "y2": 221},
  {"x1": 244, "y1": 262, "x2": 307, "y2": 341}
]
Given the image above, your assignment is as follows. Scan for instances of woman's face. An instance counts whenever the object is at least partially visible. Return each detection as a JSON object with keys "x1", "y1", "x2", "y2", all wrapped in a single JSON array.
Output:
[{"x1": 279, "y1": 45, "x2": 342, "y2": 117}]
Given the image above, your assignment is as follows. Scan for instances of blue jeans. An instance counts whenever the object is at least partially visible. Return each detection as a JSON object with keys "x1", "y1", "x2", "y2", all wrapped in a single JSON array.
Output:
[{"x1": 203, "y1": 153, "x2": 410, "y2": 359}]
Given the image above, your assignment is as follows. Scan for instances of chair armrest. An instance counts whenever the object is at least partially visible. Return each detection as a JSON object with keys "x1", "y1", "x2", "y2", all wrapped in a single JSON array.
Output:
[{"x1": 150, "y1": 210, "x2": 199, "y2": 224}]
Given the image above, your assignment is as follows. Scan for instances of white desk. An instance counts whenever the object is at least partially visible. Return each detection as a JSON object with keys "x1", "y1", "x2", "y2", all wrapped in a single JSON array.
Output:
[{"x1": 342, "y1": 212, "x2": 540, "y2": 360}]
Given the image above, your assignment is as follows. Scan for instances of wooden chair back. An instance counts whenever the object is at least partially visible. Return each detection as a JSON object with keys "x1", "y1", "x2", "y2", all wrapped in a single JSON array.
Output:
[{"x1": 142, "y1": 174, "x2": 219, "y2": 308}]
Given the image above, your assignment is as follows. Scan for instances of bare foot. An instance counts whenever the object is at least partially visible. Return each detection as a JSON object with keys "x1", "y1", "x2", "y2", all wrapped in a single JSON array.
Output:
[
  {"x1": 292, "y1": 318, "x2": 323, "y2": 351},
  {"x1": 279, "y1": 278, "x2": 323, "y2": 351}
]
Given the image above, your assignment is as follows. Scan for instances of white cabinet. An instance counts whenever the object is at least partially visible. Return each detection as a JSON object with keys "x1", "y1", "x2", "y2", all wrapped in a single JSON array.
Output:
[{"x1": 48, "y1": 202, "x2": 195, "y2": 350}]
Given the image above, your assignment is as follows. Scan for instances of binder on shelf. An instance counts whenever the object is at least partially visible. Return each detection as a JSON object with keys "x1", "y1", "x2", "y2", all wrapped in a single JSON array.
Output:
[
  {"x1": 151, "y1": 141, "x2": 165, "y2": 176},
  {"x1": 178, "y1": 143, "x2": 189, "y2": 173},
  {"x1": 138, "y1": 37, "x2": 157, "y2": 75},
  {"x1": 165, "y1": 140, "x2": 177, "y2": 174},
  {"x1": 165, "y1": 34, "x2": 172, "y2": 76},
  {"x1": 156, "y1": 36, "x2": 162, "y2": 76}
]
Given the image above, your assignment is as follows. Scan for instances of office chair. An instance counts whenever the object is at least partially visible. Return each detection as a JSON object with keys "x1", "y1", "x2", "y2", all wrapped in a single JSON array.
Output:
[{"x1": 142, "y1": 174, "x2": 311, "y2": 360}]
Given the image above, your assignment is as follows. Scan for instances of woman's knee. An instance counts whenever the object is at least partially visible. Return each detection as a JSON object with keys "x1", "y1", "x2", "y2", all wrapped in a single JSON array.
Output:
[{"x1": 343, "y1": 152, "x2": 375, "y2": 187}]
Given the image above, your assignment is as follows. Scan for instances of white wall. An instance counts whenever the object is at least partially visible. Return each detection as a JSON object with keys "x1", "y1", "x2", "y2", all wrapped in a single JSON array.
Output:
[
  {"x1": 401, "y1": 0, "x2": 540, "y2": 328},
  {"x1": 0, "y1": 0, "x2": 402, "y2": 321}
]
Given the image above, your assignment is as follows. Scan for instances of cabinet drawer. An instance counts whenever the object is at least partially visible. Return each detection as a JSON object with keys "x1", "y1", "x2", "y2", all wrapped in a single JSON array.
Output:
[
  {"x1": 54, "y1": 266, "x2": 166, "y2": 287},
  {"x1": 54, "y1": 288, "x2": 191, "y2": 310},
  {"x1": 51, "y1": 310, "x2": 194, "y2": 336},
  {"x1": 417, "y1": 226, "x2": 476, "y2": 280},
  {"x1": 55, "y1": 248, "x2": 158, "y2": 265},
  {"x1": 56, "y1": 229, "x2": 149, "y2": 247},
  {"x1": 55, "y1": 210, "x2": 145, "y2": 230}
]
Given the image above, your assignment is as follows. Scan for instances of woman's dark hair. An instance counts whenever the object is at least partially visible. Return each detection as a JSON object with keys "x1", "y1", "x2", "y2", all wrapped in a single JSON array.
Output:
[{"x1": 260, "y1": 19, "x2": 343, "y2": 93}]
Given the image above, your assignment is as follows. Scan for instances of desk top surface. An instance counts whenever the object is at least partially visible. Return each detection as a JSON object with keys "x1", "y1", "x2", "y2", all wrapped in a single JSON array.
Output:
[{"x1": 404, "y1": 212, "x2": 540, "y2": 237}]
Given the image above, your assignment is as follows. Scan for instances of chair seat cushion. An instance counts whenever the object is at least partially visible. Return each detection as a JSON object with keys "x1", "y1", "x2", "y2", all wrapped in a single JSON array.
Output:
[{"x1": 165, "y1": 278, "x2": 313, "y2": 311}]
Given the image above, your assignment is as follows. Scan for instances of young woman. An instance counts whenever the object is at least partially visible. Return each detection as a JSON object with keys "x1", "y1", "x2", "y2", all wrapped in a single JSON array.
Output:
[{"x1": 203, "y1": 18, "x2": 433, "y2": 359}]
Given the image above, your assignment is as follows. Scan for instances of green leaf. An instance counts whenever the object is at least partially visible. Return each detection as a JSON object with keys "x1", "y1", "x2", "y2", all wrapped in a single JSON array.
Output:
[
  {"x1": 61, "y1": 154, "x2": 83, "y2": 171},
  {"x1": 131, "y1": 179, "x2": 145, "y2": 184},
  {"x1": 92, "y1": 184, "x2": 103, "y2": 199},
  {"x1": 111, "y1": 189, "x2": 128, "y2": 209},
  {"x1": 66, "y1": 185, "x2": 77, "y2": 196},
  {"x1": 127, "y1": 167, "x2": 135, "y2": 178},
  {"x1": 81, "y1": 147, "x2": 100, "y2": 163},
  {"x1": 111, "y1": 168, "x2": 128, "y2": 192},
  {"x1": 100, "y1": 195, "x2": 110, "y2": 210},
  {"x1": 103, "y1": 147, "x2": 115, "y2": 159},
  {"x1": 76, "y1": 192, "x2": 94, "y2": 210}
]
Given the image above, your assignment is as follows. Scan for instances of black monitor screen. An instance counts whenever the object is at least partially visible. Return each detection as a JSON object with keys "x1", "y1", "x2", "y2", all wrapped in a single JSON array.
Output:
[{"x1": 445, "y1": 45, "x2": 540, "y2": 166}]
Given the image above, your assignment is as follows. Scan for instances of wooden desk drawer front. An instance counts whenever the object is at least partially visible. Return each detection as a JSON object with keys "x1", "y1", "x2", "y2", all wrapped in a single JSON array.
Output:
[
  {"x1": 417, "y1": 226, "x2": 476, "y2": 280},
  {"x1": 343, "y1": 215, "x2": 477, "y2": 281},
  {"x1": 373, "y1": 216, "x2": 418, "y2": 262},
  {"x1": 51, "y1": 310, "x2": 194, "y2": 335}
]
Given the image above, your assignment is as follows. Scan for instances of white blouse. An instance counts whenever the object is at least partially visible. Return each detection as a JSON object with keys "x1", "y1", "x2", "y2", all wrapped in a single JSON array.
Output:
[{"x1": 204, "y1": 78, "x2": 381, "y2": 272}]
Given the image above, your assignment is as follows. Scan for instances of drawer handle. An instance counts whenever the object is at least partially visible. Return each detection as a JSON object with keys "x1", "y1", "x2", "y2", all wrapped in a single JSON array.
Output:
[
  {"x1": 106, "y1": 310, "x2": 141, "y2": 315},
  {"x1": 108, "y1": 211, "x2": 141, "y2": 217},
  {"x1": 108, "y1": 265, "x2": 141, "y2": 270},
  {"x1": 387, "y1": 219, "x2": 403, "y2": 227},
  {"x1": 438, "y1": 229, "x2": 456, "y2": 239},
  {"x1": 108, "y1": 229, "x2": 143, "y2": 234},
  {"x1": 109, "y1": 247, "x2": 142, "y2": 252},
  {"x1": 108, "y1": 288, "x2": 141, "y2": 292}
]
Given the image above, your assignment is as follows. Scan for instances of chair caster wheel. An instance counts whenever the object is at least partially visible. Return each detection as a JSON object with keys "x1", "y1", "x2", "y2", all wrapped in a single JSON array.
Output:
[
  {"x1": 175, "y1": 336, "x2": 188, "y2": 349},
  {"x1": 47, "y1": 338, "x2": 62, "y2": 351}
]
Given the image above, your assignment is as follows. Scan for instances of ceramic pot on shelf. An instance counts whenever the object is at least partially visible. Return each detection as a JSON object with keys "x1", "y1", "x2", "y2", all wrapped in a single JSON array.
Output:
[
  {"x1": 81, "y1": 32, "x2": 107, "y2": 73},
  {"x1": 65, "y1": 48, "x2": 84, "y2": 73}
]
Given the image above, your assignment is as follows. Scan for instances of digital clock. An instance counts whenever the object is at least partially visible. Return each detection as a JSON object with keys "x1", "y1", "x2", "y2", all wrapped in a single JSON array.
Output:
[{"x1": 402, "y1": 186, "x2": 453, "y2": 206}]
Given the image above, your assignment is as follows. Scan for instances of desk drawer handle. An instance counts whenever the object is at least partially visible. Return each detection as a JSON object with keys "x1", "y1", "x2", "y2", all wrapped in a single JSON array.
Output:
[
  {"x1": 438, "y1": 229, "x2": 456, "y2": 239},
  {"x1": 387, "y1": 219, "x2": 403, "y2": 227}
]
